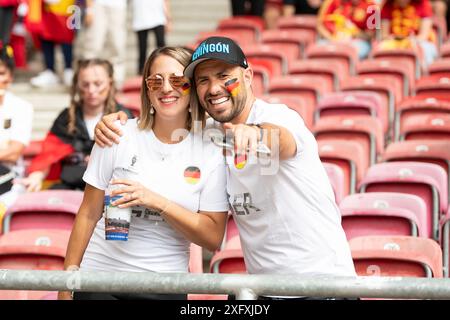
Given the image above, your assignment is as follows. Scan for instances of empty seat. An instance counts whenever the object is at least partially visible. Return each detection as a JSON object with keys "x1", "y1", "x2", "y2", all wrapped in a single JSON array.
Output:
[
  {"x1": 305, "y1": 42, "x2": 359, "y2": 75},
  {"x1": 394, "y1": 97, "x2": 450, "y2": 141},
  {"x1": 372, "y1": 46, "x2": 422, "y2": 79},
  {"x1": 359, "y1": 161, "x2": 448, "y2": 240},
  {"x1": 315, "y1": 91, "x2": 387, "y2": 134},
  {"x1": 196, "y1": 29, "x2": 257, "y2": 47},
  {"x1": 2, "y1": 190, "x2": 83, "y2": 234},
  {"x1": 314, "y1": 116, "x2": 384, "y2": 166},
  {"x1": 0, "y1": 229, "x2": 70, "y2": 299},
  {"x1": 350, "y1": 235, "x2": 443, "y2": 278},
  {"x1": 269, "y1": 74, "x2": 333, "y2": 107},
  {"x1": 340, "y1": 192, "x2": 429, "y2": 239},
  {"x1": 216, "y1": 16, "x2": 264, "y2": 41},
  {"x1": 399, "y1": 114, "x2": 450, "y2": 142},
  {"x1": 383, "y1": 140, "x2": 450, "y2": 201},
  {"x1": 250, "y1": 64, "x2": 270, "y2": 96},
  {"x1": 415, "y1": 75, "x2": 450, "y2": 101},
  {"x1": 323, "y1": 162, "x2": 345, "y2": 204},
  {"x1": 210, "y1": 215, "x2": 245, "y2": 274},
  {"x1": 319, "y1": 140, "x2": 369, "y2": 195},
  {"x1": 356, "y1": 59, "x2": 414, "y2": 97},
  {"x1": 428, "y1": 58, "x2": 450, "y2": 77},
  {"x1": 244, "y1": 43, "x2": 297, "y2": 75},
  {"x1": 115, "y1": 92, "x2": 141, "y2": 117},
  {"x1": 261, "y1": 94, "x2": 313, "y2": 128},
  {"x1": 276, "y1": 14, "x2": 318, "y2": 40},
  {"x1": 341, "y1": 76, "x2": 402, "y2": 136},
  {"x1": 261, "y1": 29, "x2": 314, "y2": 58},
  {"x1": 289, "y1": 59, "x2": 347, "y2": 91}
]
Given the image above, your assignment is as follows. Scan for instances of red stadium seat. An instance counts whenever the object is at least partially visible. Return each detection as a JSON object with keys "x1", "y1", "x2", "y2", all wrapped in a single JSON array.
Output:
[
  {"x1": 115, "y1": 92, "x2": 141, "y2": 117},
  {"x1": 439, "y1": 41, "x2": 450, "y2": 58},
  {"x1": 415, "y1": 75, "x2": 450, "y2": 101},
  {"x1": 121, "y1": 76, "x2": 142, "y2": 93},
  {"x1": 432, "y1": 16, "x2": 448, "y2": 48},
  {"x1": 210, "y1": 215, "x2": 245, "y2": 274},
  {"x1": 383, "y1": 140, "x2": 450, "y2": 200},
  {"x1": 196, "y1": 29, "x2": 257, "y2": 47},
  {"x1": 440, "y1": 208, "x2": 450, "y2": 277},
  {"x1": 261, "y1": 94, "x2": 313, "y2": 128},
  {"x1": 315, "y1": 91, "x2": 387, "y2": 134},
  {"x1": 372, "y1": 46, "x2": 422, "y2": 79},
  {"x1": 261, "y1": 29, "x2": 314, "y2": 58},
  {"x1": 314, "y1": 116, "x2": 384, "y2": 166},
  {"x1": 319, "y1": 140, "x2": 369, "y2": 195},
  {"x1": 2, "y1": 190, "x2": 83, "y2": 234},
  {"x1": 359, "y1": 161, "x2": 448, "y2": 240},
  {"x1": 305, "y1": 42, "x2": 359, "y2": 75},
  {"x1": 276, "y1": 14, "x2": 318, "y2": 41},
  {"x1": 0, "y1": 229, "x2": 70, "y2": 299},
  {"x1": 268, "y1": 74, "x2": 333, "y2": 107},
  {"x1": 399, "y1": 114, "x2": 450, "y2": 142},
  {"x1": 341, "y1": 76, "x2": 402, "y2": 137},
  {"x1": 250, "y1": 64, "x2": 270, "y2": 96},
  {"x1": 323, "y1": 162, "x2": 345, "y2": 204},
  {"x1": 350, "y1": 235, "x2": 443, "y2": 278},
  {"x1": 428, "y1": 58, "x2": 450, "y2": 77},
  {"x1": 217, "y1": 16, "x2": 264, "y2": 41},
  {"x1": 356, "y1": 59, "x2": 414, "y2": 97},
  {"x1": 289, "y1": 59, "x2": 347, "y2": 91},
  {"x1": 340, "y1": 193, "x2": 429, "y2": 239},
  {"x1": 394, "y1": 97, "x2": 450, "y2": 141},
  {"x1": 244, "y1": 43, "x2": 298, "y2": 74}
]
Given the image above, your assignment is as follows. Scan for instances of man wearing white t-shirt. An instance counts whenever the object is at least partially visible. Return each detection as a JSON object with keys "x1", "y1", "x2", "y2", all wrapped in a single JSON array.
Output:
[
  {"x1": 0, "y1": 47, "x2": 33, "y2": 207},
  {"x1": 95, "y1": 38, "x2": 357, "y2": 299}
]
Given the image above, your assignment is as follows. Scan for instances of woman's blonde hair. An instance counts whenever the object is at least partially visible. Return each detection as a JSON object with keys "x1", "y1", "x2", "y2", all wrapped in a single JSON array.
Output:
[
  {"x1": 68, "y1": 59, "x2": 117, "y2": 135},
  {"x1": 139, "y1": 46, "x2": 205, "y2": 132}
]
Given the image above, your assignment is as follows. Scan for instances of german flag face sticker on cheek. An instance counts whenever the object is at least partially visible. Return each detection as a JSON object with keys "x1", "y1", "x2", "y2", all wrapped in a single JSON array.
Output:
[
  {"x1": 225, "y1": 78, "x2": 240, "y2": 97},
  {"x1": 184, "y1": 166, "x2": 201, "y2": 184},
  {"x1": 181, "y1": 82, "x2": 191, "y2": 96}
]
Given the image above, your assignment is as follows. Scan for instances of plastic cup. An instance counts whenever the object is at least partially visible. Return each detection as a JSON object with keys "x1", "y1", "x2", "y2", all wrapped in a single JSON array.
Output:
[{"x1": 104, "y1": 194, "x2": 131, "y2": 241}]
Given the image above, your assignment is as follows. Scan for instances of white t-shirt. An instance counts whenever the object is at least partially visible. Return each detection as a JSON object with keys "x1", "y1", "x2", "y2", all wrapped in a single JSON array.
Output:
[
  {"x1": 95, "y1": 0, "x2": 127, "y2": 9},
  {"x1": 211, "y1": 99, "x2": 356, "y2": 277},
  {"x1": 81, "y1": 119, "x2": 229, "y2": 273},
  {"x1": 132, "y1": 0, "x2": 166, "y2": 31},
  {"x1": 83, "y1": 113, "x2": 103, "y2": 140},
  {"x1": 0, "y1": 92, "x2": 33, "y2": 177}
]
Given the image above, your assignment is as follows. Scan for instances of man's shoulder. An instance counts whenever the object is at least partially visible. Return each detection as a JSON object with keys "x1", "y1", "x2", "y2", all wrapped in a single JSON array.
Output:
[{"x1": 252, "y1": 99, "x2": 297, "y2": 120}]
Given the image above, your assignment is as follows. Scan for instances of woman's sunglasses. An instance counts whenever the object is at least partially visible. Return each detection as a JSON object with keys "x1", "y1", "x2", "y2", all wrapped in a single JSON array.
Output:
[{"x1": 145, "y1": 74, "x2": 191, "y2": 92}]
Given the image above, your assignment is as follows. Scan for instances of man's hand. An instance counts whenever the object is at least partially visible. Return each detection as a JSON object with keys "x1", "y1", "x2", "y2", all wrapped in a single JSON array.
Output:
[
  {"x1": 94, "y1": 111, "x2": 129, "y2": 147},
  {"x1": 222, "y1": 123, "x2": 261, "y2": 157}
]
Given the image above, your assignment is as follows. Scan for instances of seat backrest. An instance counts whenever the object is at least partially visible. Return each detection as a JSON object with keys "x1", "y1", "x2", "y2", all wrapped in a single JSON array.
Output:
[
  {"x1": 2, "y1": 190, "x2": 83, "y2": 233},
  {"x1": 305, "y1": 42, "x2": 359, "y2": 75},
  {"x1": 261, "y1": 29, "x2": 315, "y2": 57},
  {"x1": 349, "y1": 235, "x2": 443, "y2": 278},
  {"x1": 372, "y1": 48, "x2": 421, "y2": 79},
  {"x1": 400, "y1": 114, "x2": 450, "y2": 142},
  {"x1": 261, "y1": 94, "x2": 313, "y2": 128},
  {"x1": 415, "y1": 75, "x2": 450, "y2": 102},
  {"x1": 323, "y1": 162, "x2": 346, "y2": 203},
  {"x1": 340, "y1": 192, "x2": 429, "y2": 239},
  {"x1": 359, "y1": 161, "x2": 448, "y2": 240}
]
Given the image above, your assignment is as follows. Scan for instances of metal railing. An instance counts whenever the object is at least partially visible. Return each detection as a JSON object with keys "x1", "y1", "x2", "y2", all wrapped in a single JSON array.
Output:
[{"x1": 2, "y1": 270, "x2": 450, "y2": 299}]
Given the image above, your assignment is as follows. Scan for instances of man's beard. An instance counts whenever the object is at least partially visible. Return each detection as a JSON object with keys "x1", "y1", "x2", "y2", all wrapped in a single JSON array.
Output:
[{"x1": 205, "y1": 90, "x2": 247, "y2": 123}]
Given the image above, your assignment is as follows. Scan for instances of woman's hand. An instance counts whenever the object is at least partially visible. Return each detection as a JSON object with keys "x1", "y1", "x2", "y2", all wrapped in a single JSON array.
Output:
[{"x1": 110, "y1": 179, "x2": 169, "y2": 211}]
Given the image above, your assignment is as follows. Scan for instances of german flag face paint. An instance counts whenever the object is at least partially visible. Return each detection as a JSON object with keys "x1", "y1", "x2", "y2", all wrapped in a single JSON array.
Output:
[
  {"x1": 184, "y1": 166, "x2": 201, "y2": 184},
  {"x1": 234, "y1": 153, "x2": 247, "y2": 170},
  {"x1": 225, "y1": 78, "x2": 240, "y2": 97}
]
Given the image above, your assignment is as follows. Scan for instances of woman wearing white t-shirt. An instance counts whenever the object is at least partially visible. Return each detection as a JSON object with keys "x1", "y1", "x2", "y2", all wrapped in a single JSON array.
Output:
[
  {"x1": 58, "y1": 47, "x2": 229, "y2": 300},
  {"x1": 132, "y1": 0, "x2": 171, "y2": 74}
]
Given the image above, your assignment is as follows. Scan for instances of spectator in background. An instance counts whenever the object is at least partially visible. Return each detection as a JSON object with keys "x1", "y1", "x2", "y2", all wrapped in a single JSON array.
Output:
[
  {"x1": 264, "y1": 0, "x2": 283, "y2": 29},
  {"x1": 283, "y1": 0, "x2": 323, "y2": 15},
  {"x1": 18, "y1": 59, "x2": 132, "y2": 192},
  {"x1": 29, "y1": 0, "x2": 76, "y2": 88},
  {"x1": 380, "y1": 0, "x2": 438, "y2": 67},
  {"x1": 81, "y1": 0, "x2": 127, "y2": 88},
  {"x1": 317, "y1": 0, "x2": 375, "y2": 59},
  {"x1": 132, "y1": 0, "x2": 171, "y2": 75},
  {"x1": 0, "y1": 0, "x2": 20, "y2": 46},
  {"x1": 0, "y1": 45, "x2": 33, "y2": 208},
  {"x1": 231, "y1": 0, "x2": 266, "y2": 16}
]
